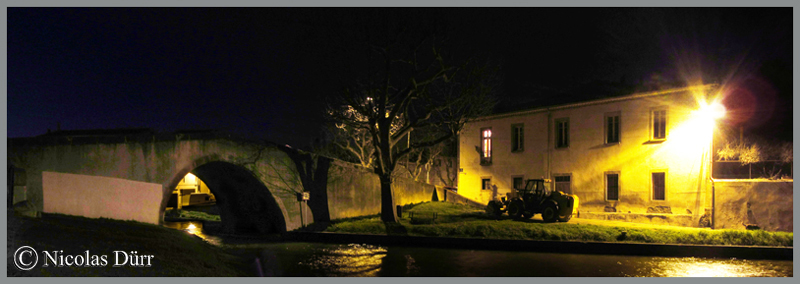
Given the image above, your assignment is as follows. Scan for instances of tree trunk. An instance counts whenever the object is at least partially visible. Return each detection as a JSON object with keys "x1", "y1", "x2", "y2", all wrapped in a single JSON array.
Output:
[
  {"x1": 307, "y1": 157, "x2": 332, "y2": 223},
  {"x1": 279, "y1": 146, "x2": 332, "y2": 223},
  {"x1": 379, "y1": 174, "x2": 398, "y2": 223}
]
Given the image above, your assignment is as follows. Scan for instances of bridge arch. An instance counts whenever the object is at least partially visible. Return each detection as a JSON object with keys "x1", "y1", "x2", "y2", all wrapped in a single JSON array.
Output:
[{"x1": 161, "y1": 158, "x2": 288, "y2": 235}]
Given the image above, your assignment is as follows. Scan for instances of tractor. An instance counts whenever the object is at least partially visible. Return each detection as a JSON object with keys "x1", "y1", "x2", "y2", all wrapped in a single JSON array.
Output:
[{"x1": 485, "y1": 178, "x2": 578, "y2": 222}]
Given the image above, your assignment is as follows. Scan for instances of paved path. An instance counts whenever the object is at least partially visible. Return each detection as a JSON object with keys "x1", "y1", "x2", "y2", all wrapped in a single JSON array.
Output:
[
  {"x1": 515, "y1": 214, "x2": 713, "y2": 231},
  {"x1": 569, "y1": 217, "x2": 712, "y2": 231}
]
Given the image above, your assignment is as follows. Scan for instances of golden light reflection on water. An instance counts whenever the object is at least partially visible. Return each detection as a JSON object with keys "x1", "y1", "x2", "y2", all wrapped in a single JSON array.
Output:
[
  {"x1": 162, "y1": 221, "x2": 222, "y2": 246},
  {"x1": 636, "y1": 257, "x2": 789, "y2": 277},
  {"x1": 299, "y1": 244, "x2": 387, "y2": 277}
]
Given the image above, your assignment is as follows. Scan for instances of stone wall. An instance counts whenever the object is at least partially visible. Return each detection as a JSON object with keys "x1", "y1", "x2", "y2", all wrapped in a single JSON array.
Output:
[
  {"x1": 441, "y1": 189, "x2": 485, "y2": 208},
  {"x1": 713, "y1": 180, "x2": 793, "y2": 232},
  {"x1": 42, "y1": 171, "x2": 163, "y2": 224},
  {"x1": 325, "y1": 160, "x2": 440, "y2": 220}
]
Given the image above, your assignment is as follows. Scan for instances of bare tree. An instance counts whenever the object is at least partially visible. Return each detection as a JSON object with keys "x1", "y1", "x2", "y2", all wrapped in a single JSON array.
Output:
[
  {"x1": 434, "y1": 155, "x2": 458, "y2": 187},
  {"x1": 326, "y1": 34, "x2": 498, "y2": 223},
  {"x1": 326, "y1": 103, "x2": 378, "y2": 168},
  {"x1": 717, "y1": 138, "x2": 793, "y2": 179},
  {"x1": 397, "y1": 127, "x2": 449, "y2": 183}
]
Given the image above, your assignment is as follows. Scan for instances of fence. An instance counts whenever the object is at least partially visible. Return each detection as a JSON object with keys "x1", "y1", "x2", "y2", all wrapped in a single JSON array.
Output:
[{"x1": 713, "y1": 160, "x2": 792, "y2": 180}]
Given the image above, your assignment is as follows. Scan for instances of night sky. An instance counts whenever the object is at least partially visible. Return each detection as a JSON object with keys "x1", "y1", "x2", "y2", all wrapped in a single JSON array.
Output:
[{"x1": 7, "y1": 8, "x2": 793, "y2": 148}]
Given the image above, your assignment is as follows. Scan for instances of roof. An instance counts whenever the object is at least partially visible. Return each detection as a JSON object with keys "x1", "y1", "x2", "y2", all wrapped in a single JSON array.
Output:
[{"x1": 478, "y1": 84, "x2": 718, "y2": 122}]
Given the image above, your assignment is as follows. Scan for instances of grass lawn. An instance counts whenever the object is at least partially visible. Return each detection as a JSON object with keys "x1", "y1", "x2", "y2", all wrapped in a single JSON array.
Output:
[
  {"x1": 324, "y1": 202, "x2": 793, "y2": 247},
  {"x1": 7, "y1": 212, "x2": 250, "y2": 276},
  {"x1": 164, "y1": 208, "x2": 221, "y2": 222}
]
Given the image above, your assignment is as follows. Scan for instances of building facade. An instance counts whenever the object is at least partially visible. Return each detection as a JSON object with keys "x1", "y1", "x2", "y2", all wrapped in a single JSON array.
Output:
[
  {"x1": 458, "y1": 85, "x2": 721, "y2": 221},
  {"x1": 168, "y1": 172, "x2": 216, "y2": 209}
]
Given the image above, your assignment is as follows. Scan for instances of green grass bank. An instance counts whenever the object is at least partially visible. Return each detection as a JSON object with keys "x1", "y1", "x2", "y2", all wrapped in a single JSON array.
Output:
[
  {"x1": 324, "y1": 202, "x2": 793, "y2": 247},
  {"x1": 164, "y1": 208, "x2": 221, "y2": 222},
  {"x1": 7, "y1": 212, "x2": 249, "y2": 276}
]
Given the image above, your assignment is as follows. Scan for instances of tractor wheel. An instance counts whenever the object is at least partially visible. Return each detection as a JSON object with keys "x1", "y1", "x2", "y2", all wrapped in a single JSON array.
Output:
[
  {"x1": 558, "y1": 213, "x2": 572, "y2": 222},
  {"x1": 485, "y1": 201, "x2": 502, "y2": 219},
  {"x1": 541, "y1": 202, "x2": 559, "y2": 223},
  {"x1": 507, "y1": 200, "x2": 524, "y2": 220}
]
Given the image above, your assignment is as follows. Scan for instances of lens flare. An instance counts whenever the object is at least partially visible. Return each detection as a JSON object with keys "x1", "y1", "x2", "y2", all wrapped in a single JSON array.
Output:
[{"x1": 695, "y1": 101, "x2": 726, "y2": 121}]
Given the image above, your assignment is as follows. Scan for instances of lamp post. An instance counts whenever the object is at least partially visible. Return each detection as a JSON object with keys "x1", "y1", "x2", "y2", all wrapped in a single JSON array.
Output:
[
  {"x1": 700, "y1": 100, "x2": 725, "y2": 229},
  {"x1": 710, "y1": 125, "x2": 716, "y2": 229}
]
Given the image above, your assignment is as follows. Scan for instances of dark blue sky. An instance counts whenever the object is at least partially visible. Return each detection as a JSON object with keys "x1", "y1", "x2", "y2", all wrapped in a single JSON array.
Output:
[{"x1": 7, "y1": 8, "x2": 793, "y2": 147}]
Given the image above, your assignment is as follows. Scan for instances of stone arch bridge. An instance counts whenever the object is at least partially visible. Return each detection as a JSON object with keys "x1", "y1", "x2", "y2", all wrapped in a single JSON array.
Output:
[{"x1": 8, "y1": 130, "x2": 440, "y2": 234}]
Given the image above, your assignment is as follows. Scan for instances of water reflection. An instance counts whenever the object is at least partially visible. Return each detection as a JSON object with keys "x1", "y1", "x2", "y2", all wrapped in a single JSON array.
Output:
[
  {"x1": 297, "y1": 244, "x2": 387, "y2": 277},
  {"x1": 239, "y1": 243, "x2": 792, "y2": 277},
  {"x1": 634, "y1": 257, "x2": 792, "y2": 277},
  {"x1": 156, "y1": 223, "x2": 791, "y2": 278},
  {"x1": 162, "y1": 221, "x2": 222, "y2": 246}
]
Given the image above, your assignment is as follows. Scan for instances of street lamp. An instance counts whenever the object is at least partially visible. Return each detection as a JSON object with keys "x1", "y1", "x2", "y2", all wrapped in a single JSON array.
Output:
[
  {"x1": 696, "y1": 101, "x2": 726, "y2": 121},
  {"x1": 695, "y1": 100, "x2": 725, "y2": 228}
]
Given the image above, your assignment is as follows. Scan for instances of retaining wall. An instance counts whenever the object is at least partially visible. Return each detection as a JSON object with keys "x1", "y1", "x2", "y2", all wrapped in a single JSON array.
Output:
[
  {"x1": 441, "y1": 189, "x2": 485, "y2": 208},
  {"x1": 42, "y1": 171, "x2": 163, "y2": 224},
  {"x1": 325, "y1": 161, "x2": 441, "y2": 220},
  {"x1": 712, "y1": 180, "x2": 793, "y2": 232}
]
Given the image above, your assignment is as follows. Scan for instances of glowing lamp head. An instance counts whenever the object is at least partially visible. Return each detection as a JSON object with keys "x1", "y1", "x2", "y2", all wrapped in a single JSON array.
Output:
[{"x1": 695, "y1": 101, "x2": 726, "y2": 121}]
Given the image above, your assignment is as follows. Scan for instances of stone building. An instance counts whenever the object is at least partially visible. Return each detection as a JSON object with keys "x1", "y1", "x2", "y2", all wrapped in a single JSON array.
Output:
[{"x1": 458, "y1": 84, "x2": 725, "y2": 224}]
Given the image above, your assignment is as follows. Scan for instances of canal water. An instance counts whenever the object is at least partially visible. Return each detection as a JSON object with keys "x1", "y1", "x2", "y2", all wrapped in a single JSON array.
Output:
[{"x1": 164, "y1": 221, "x2": 793, "y2": 277}]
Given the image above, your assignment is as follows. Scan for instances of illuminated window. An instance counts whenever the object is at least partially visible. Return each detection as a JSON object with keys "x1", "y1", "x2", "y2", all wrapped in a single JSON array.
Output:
[
  {"x1": 511, "y1": 124, "x2": 524, "y2": 152},
  {"x1": 651, "y1": 108, "x2": 667, "y2": 140},
  {"x1": 481, "y1": 128, "x2": 492, "y2": 165},
  {"x1": 481, "y1": 178, "x2": 492, "y2": 190},
  {"x1": 606, "y1": 172, "x2": 619, "y2": 201},
  {"x1": 605, "y1": 112, "x2": 620, "y2": 144},
  {"x1": 554, "y1": 174, "x2": 571, "y2": 194},
  {"x1": 555, "y1": 118, "x2": 569, "y2": 148},
  {"x1": 652, "y1": 172, "x2": 666, "y2": 200},
  {"x1": 512, "y1": 176, "x2": 524, "y2": 190}
]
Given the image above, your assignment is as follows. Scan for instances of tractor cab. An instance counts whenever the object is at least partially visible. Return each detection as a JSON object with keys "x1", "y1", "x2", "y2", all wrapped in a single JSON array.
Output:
[{"x1": 516, "y1": 179, "x2": 552, "y2": 202}]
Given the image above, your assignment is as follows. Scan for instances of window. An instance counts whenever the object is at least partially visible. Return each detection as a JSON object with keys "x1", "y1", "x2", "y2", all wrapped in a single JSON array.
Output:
[
  {"x1": 555, "y1": 118, "x2": 569, "y2": 148},
  {"x1": 606, "y1": 172, "x2": 619, "y2": 201},
  {"x1": 605, "y1": 112, "x2": 620, "y2": 144},
  {"x1": 652, "y1": 172, "x2": 666, "y2": 200},
  {"x1": 511, "y1": 124, "x2": 524, "y2": 152},
  {"x1": 512, "y1": 176, "x2": 524, "y2": 190},
  {"x1": 481, "y1": 128, "x2": 492, "y2": 165},
  {"x1": 481, "y1": 178, "x2": 492, "y2": 190},
  {"x1": 651, "y1": 108, "x2": 667, "y2": 140},
  {"x1": 554, "y1": 174, "x2": 571, "y2": 194}
]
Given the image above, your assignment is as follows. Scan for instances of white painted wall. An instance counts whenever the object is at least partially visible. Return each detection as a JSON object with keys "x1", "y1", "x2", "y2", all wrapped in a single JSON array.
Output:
[
  {"x1": 42, "y1": 171, "x2": 163, "y2": 224},
  {"x1": 459, "y1": 86, "x2": 717, "y2": 218}
]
